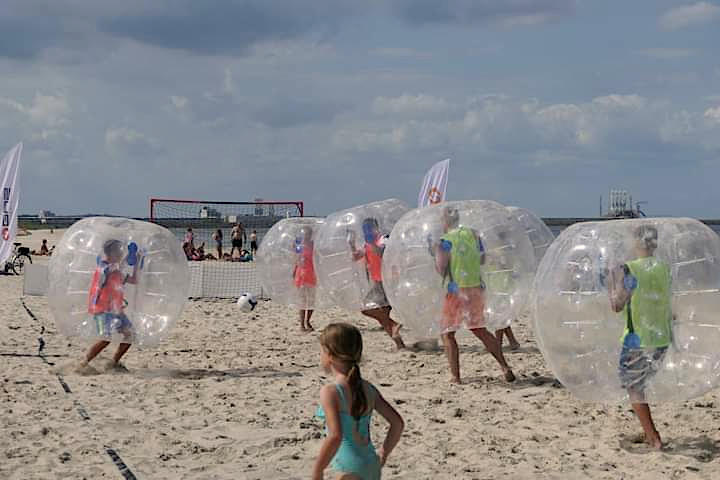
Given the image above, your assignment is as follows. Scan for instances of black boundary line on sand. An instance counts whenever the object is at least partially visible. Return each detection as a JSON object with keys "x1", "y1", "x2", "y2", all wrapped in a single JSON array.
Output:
[
  {"x1": 0, "y1": 353, "x2": 68, "y2": 358},
  {"x1": 106, "y1": 447, "x2": 138, "y2": 480},
  {"x1": 19, "y1": 297, "x2": 138, "y2": 480}
]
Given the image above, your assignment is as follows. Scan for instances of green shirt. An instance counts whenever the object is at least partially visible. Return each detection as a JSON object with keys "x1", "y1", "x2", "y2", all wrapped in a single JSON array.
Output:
[
  {"x1": 441, "y1": 227, "x2": 484, "y2": 289},
  {"x1": 621, "y1": 256, "x2": 672, "y2": 348},
  {"x1": 483, "y1": 263, "x2": 513, "y2": 293}
]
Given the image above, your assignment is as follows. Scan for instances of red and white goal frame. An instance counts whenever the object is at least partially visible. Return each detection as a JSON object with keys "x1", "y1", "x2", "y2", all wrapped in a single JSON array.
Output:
[
  {"x1": 149, "y1": 198, "x2": 304, "y2": 222},
  {"x1": 149, "y1": 197, "x2": 304, "y2": 298}
]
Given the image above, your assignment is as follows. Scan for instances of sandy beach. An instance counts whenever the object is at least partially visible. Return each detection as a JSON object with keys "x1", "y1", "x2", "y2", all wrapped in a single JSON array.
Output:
[{"x1": 2, "y1": 234, "x2": 720, "y2": 479}]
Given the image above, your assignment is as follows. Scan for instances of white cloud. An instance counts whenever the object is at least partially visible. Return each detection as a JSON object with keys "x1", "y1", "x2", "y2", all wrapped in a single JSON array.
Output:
[
  {"x1": 170, "y1": 95, "x2": 188, "y2": 110},
  {"x1": 532, "y1": 103, "x2": 591, "y2": 146},
  {"x1": 636, "y1": 48, "x2": 699, "y2": 59},
  {"x1": 500, "y1": 13, "x2": 560, "y2": 27},
  {"x1": 372, "y1": 94, "x2": 453, "y2": 117},
  {"x1": 27, "y1": 93, "x2": 70, "y2": 126},
  {"x1": 369, "y1": 47, "x2": 432, "y2": 59},
  {"x1": 333, "y1": 120, "x2": 457, "y2": 153},
  {"x1": 0, "y1": 93, "x2": 70, "y2": 126},
  {"x1": 590, "y1": 94, "x2": 647, "y2": 110},
  {"x1": 168, "y1": 95, "x2": 189, "y2": 122},
  {"x1": 223, "y1": 68, "x2": 235, "y2": 95},
  {"x1": 658, "y1": 2, "x2": 720, "y2": 31},
  {"x1": 705, "y1": 106, "x2": 720, "y2": 123},
  {"x1": 0, "y1": 97, "x2": 22, "y2": 109},
  {"x1": 105, "y1": 127, "x2": 162, "y2": 158},
  {"x1": 335, "y1": 93, "x2": 720, "y2": 160},
  {"x1": 246, "y1": 39, "x2": 337, "y2": 64}
]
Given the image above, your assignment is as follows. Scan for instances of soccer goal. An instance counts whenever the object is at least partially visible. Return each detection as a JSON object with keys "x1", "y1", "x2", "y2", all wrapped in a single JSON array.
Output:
[{"x1": 149, "y1": 198, "x2": 304, "y2": 298}]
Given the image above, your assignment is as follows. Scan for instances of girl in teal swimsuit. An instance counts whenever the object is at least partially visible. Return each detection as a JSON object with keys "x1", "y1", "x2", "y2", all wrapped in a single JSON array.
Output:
[{"x1": 313, "y1": 323, "x2": 404, "y2": 480}]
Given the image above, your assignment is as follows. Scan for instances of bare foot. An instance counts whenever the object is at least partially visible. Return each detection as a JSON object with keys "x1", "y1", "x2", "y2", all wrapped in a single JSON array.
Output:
[
  {"x1": 509, "y1": 341, "x2": 521, "y2": 351},
  {"x1": 391, "y1": 323, "x2": 403, "y2": 338},
  {"x1": 646, "y1": 433, "x2": 663, "y2": 450},
  {"x1": 450, "y1": 376, "x2": 462, "y2": 384},
  {"x1": 306, "y1": 322, "x2": 314, "y2": 332},
  {"x1": 504, "y1": 369, "x2": 516, "y2": 382},
  {"x1": 74, "y1": 361, "x2": 100, "y2": 376},
  {"x1": 299, "y1": 324, "x2": 307, "y2": 332},
  {"x1": 105, "y1": 360, "x2": 129, "y2": 373},
  {"x1": 390, "y1": 325, "x2": 405, "y2": 349}
]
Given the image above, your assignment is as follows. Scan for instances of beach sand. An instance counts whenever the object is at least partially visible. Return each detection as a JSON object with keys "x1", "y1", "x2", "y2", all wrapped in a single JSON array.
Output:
[
  {"x1": 2, "y1": 251, "x2": 720, "y2": 479},
  {"x1": 14, "y1": 228, "x2": 65, "y2": 260}
]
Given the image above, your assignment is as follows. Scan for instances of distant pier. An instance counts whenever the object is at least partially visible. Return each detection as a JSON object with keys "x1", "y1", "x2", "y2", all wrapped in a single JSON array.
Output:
[{"x1": 17, "y1": 215, "x2": 720, "y2": 232}]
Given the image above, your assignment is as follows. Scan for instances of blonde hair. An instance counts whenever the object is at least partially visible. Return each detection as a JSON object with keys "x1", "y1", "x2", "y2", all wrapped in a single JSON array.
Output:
[
  {"x1": 443, "y1": 207, "x2": 460, "y2": 228},
  {"x1": 635, "y1": 225, "x2": 658, "y2": 250},
  {"x1": 320, "y1": 323, "x2": 367, "y2": 420}
]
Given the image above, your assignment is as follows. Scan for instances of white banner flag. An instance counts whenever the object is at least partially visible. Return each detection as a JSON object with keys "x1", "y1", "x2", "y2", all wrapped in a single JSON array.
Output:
[
  {"x1": 417, "y1": 158, "x2": 450, "y2": 208},
  {"x1": 0, "y1": 142, "x2": 22, "y2": 265}
]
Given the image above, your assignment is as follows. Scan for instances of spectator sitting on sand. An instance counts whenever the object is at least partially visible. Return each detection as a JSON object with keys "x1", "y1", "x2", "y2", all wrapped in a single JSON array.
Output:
[
  {"x1": 182, "y1": 242, "x2": 193, "y2": 260},
  {"x1": 191, "y1": 243, "x2": 207, "y2": 261},
  {"x1": 32, "y1": 239, "x2": 51, "y2": 256}
]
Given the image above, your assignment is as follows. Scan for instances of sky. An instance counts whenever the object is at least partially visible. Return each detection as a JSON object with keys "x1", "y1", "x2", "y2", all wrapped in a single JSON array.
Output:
[{"x1": 1, "y1": 0, "x2": 719, "y2": 218}]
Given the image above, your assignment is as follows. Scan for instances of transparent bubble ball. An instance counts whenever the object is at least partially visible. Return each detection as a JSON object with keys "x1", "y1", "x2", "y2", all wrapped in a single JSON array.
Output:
[
  {"x1": 531, "y1": 218, "x2": 720, "y2": 402},
  {"x1": 382, "y1": 200, "x2": 536, "y2": 339},
  {"x1": 48, "y1": 217, "x2": 190, "y2": 347},
  {"x1": 507, "y1": 206, "x2": 555, "y2": 267},
  {"x1": 256, "y1": 217, "x2": 327, "y2": 309},
  {"x1": 314, "y1": 199, "x2": 409, "y2": 311}
]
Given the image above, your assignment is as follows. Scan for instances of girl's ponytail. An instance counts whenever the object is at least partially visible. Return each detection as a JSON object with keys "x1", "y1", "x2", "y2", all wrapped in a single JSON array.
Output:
[
  {"x1": 320, "y1": 323, "x2": 368, "y2": 419},
  {"x1": 347, "y1": 361, "x2": 368, "y2": 421}
]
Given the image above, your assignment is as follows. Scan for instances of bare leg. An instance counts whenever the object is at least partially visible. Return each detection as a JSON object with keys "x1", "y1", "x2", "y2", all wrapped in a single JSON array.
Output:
[
  {"x1": 495, "y1": 327, "x2": 520, "y2": 350},
  {"x1": 470, "y1": 327, "x2": 515, "y2": 382},
  {"x1": 361, "y1": 307, "x2": 404, "y2": 349},
  {"x1": 299, "y1": 309, "x2": 314, "y2": 331},
  {"x1": 85, "y1": 340, "x2": 111, "y2": 363},
  {"x1": 442, "y1": 332, "x2": 461, "y2": 383},
  {"x1": 630, "y1": 390, "x2": 662, "y2": 449},
  {"x1": 495, "y1": 328, "x2": 505, "y2": 346},
  {"x1": 505, "y1": 326, "x2": 520, "y2": 349},
  {"x1": 113, "y1": 343, "x2": 131, "y2": 363},
  {"x1": 336, "y1": 473, "x2": 363, "y2": 480}
]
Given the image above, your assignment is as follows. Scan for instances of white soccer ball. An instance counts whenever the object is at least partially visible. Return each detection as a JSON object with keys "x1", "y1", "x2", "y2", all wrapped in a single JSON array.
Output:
[{"x1": 237, "y1": 293, "x2": 258, "y2": 313}]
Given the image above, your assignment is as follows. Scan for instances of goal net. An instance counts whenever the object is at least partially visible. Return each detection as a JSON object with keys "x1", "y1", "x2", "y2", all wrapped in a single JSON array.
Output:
[{"x1": 150, "y1": 198, "x2": 304, "y2": 298}]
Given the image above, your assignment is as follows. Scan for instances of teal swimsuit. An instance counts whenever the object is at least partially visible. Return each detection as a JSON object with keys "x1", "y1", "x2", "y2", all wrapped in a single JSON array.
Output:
[{"x1": 316, "y1": 382, "x2": 381, "y2": 480}]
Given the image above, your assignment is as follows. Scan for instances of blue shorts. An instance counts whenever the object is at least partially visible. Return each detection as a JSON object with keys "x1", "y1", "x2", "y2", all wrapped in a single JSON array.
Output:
[
  {"x1": 93, "y1": 313, "x2": 133, "y2": 339},
  {"x1": 619, "y1": 346, "x2": 667, "y2": 392}
]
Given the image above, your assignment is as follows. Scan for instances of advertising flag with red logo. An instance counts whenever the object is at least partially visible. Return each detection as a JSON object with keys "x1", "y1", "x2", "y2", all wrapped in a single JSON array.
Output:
[
  {"x1": 417, "y1": 158, "x2": 450, "y2": 208},
  {"x1": 0, "y1": 143, "x2": 22, "y2": 265}
]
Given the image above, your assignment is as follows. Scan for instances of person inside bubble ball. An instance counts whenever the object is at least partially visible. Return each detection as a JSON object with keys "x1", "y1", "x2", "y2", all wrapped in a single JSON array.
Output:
[
  {"x1": 349, "y1": 217, "x2": 405, "y2": 350},
  {"x1": 77, "y1": 239, "x2": 143, "y2": 373},
  {"x1": 609, "y1": 224, "x2": 673, "y2": 450},
  {"x1": 487, "y1": 230, "x2": 521, "y2": 351},
  {"x1": 294, "y1": 227, "x2": 317, "y2": 331},
  {"x1": 435, "y1": 207, "x2": 515, "y2": 384}
]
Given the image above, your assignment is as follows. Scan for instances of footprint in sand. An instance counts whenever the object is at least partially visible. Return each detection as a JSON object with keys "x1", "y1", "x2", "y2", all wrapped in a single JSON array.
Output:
[{"x1": 51, "y1": 361, "x2": 101, "y2": 376}]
